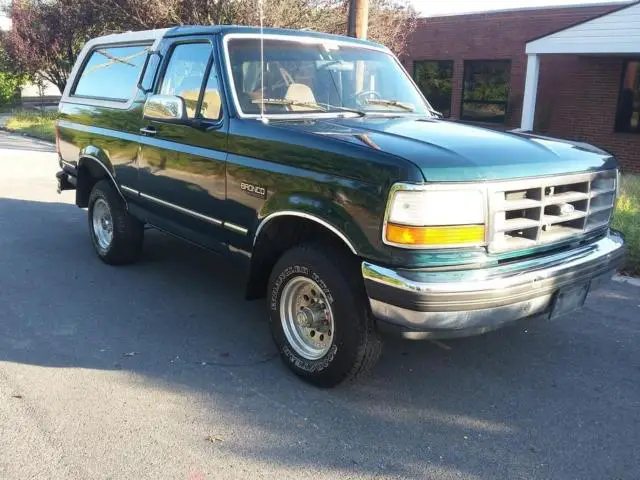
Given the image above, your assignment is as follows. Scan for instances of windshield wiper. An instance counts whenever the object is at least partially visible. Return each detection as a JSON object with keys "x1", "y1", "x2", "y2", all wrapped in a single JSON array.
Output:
[
  {"x1": 252, "y1": 98, "x2": 327, "y2": 111},
  {"x1": 251, "y1": 98, "x2": 365, "y2": 117},
  {"x1": 364, "y1": 98, "x2": 415, "y2": 112},
  {"x1": 427, "y1": 107, "x2": 443, "y2": 118},
  {"x1": 317, "y1": 103, "x2": 366, "y2": 117}
]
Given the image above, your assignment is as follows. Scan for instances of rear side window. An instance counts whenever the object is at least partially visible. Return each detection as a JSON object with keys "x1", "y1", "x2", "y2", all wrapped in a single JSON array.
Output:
[{"x1": 73, "y1": 45, "x2": 150, "y2": 101}]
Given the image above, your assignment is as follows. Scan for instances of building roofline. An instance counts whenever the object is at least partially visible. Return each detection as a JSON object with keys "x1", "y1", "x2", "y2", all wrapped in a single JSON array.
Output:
[
  {"x1": 526, "y1": 0, "x2": 640, "y2": 45},
  {"x1": 417, "y1": 1, "x2": 632, "y2": 20}
]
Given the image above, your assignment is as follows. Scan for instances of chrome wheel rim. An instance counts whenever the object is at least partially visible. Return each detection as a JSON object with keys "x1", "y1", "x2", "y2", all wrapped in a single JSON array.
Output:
[
  {"x1": 280, "y1": 276, "x2": 335, "y2": 360},
  {"x1": 92, "y1": 198, "x2": 113, "y2": 251}
]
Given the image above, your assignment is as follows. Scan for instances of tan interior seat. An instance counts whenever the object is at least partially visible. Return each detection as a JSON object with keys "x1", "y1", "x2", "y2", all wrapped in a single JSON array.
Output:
[
  {"x1": 178, "y1": 89, "x2": 221, "y2": 120},
  {"x1": 180, "y1": 89, "x2": 200, "y2": 118},
  {"x1": 174, "y1": 75, "x2": 205, "y2": 118},
  {"x1": 284, "y1": 83, "x2": 317, "y2": 111},
  {"x1": 201, "y1": 89, "x2": 221, "y2": 120}
]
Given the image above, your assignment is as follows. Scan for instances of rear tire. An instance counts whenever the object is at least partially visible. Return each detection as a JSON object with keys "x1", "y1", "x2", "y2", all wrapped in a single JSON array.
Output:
[
  {"x1": 268, "y1": 243, "x2": 382, "y2": 388},
  {"x1": 88, "y1": 180, "x2": 143, "y2": 265}
]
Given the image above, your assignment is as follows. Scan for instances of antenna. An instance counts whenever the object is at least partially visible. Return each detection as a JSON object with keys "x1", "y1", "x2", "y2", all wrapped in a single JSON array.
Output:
[{"x1": 259, "y1": 0, "x2": 267, "y2": 123}]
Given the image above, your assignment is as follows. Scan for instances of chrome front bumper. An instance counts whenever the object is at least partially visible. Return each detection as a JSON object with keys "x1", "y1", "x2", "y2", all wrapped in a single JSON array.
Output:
[{"x1": 362, "y1": 232, "x2": 626, "y2": 339}]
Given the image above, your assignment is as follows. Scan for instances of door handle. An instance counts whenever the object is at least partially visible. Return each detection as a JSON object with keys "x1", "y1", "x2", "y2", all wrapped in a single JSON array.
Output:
[{"x1": 140, "y1": 126, "x2": 157, "y2": 136}]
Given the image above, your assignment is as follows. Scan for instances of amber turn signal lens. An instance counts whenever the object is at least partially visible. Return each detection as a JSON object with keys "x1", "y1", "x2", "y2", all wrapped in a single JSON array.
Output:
[{"x1": 386, "y1": 224, "x2": 485, "y2": 247}]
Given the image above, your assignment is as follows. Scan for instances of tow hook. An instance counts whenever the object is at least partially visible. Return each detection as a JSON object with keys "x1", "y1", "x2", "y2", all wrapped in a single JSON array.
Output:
[{"x1": 56, "y1": 170, "x2": 76, "y2": 193}]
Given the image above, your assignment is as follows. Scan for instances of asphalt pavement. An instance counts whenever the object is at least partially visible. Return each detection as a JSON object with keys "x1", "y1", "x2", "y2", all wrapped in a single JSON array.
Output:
[{"x1": 0, "y1": 129, "x2": 639, "y2": 480}]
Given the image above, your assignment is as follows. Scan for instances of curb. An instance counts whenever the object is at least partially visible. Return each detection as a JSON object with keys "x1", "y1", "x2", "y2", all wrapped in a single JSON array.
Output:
[
  {"x1": 0, "y1": 126, "x2": 55, "y2": 146},
  {"x1": 612, "y1": 274, "x2": 640, "y2": 288}
]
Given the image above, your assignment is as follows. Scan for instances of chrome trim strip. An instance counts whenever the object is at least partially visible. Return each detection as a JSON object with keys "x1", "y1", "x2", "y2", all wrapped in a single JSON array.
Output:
[
  {"x1": 254, "y1": 211, "x2": 358, "y2": 255},
  {"x1": 139, "y1": 192, "x2": 223, "y2": 226},
  {"x1": 363, "y1": 232, "x2": 624, "y2": 295},
  {"x1": 120, "y1": 185, "x2": 139, "y2": 195},
  {"x1": 223, "y1": 222, "x2": 249, "y2": 235}
]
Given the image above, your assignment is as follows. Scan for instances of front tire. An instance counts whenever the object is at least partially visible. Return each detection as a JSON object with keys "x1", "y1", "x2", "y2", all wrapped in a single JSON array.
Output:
[
  {"x1": 88, "y1": 180, "x2": 143, "y2": 265},
  {"x1": 268, "y1": 244, "x2": 382, "y2": 387}
]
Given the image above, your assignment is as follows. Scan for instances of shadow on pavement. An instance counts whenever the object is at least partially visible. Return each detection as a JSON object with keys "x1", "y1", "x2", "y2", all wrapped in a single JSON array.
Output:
[{"x1": 0, "y1": 196, "x2": 638, "y2": 479}]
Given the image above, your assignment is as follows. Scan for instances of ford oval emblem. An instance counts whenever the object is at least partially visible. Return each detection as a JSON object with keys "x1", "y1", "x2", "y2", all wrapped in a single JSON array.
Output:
[{"x1": 560, "y1": 203, "x2": 575, "y2": 216}]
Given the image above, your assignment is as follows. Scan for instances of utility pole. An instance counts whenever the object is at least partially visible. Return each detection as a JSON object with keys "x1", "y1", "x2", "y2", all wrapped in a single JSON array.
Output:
[{"x1": 347, "y1": 0, "x2": 369, "y2": 40}]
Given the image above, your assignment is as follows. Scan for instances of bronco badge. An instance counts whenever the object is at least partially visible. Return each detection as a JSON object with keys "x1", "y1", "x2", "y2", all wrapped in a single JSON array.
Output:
[{"x1": 240, "y1": 182, "x2": 267, "y2": 199}]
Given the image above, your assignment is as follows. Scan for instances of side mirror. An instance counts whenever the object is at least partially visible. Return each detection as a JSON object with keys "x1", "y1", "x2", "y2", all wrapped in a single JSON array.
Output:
[{"x1": 143, "y1": 94, "x2": 187, "y2": 122}]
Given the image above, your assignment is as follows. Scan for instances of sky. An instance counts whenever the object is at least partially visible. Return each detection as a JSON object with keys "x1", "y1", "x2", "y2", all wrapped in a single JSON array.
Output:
[{"x1": 409, "y1": 0, "x2": 628, "y2": 16}]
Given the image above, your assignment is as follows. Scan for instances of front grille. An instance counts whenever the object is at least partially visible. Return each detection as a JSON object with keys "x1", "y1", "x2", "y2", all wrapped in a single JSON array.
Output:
[{"x1": 488, "y1": 170, "x2": 616, "y2": 253}]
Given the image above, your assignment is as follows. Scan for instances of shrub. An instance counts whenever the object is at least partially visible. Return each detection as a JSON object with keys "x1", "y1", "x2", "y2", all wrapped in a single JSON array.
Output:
[{"x1": 612, "y1": 175, "x2": 640, "y2": 276}]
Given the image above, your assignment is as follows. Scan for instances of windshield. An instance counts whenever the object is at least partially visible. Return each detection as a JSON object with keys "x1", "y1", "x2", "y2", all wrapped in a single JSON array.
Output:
[{"x1": 226, "y1": 37, "x2": 431, "y2": 116}]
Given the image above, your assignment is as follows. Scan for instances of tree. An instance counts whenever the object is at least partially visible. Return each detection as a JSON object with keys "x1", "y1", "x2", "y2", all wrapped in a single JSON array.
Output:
[
  {"x1": 3, "y1": 0, "x2": 416, "y2": 93},
  {"x1": 110, "y1": 0, "x2": 416, "y2": 55},
  {"x1": 3, "y1": 0, "x2": 112, "y2": 93},
  {"x1": 0, "y1": 38, "x2": 28, "y2": 105}
]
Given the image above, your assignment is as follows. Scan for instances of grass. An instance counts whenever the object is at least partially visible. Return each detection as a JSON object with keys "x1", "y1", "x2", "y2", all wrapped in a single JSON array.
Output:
[
  {"x1": 3, "y1": 109, "x2": 58, "y2": 142},
  {"x1": 613, "y1": 174, "x2": 640, "y2": 276}
]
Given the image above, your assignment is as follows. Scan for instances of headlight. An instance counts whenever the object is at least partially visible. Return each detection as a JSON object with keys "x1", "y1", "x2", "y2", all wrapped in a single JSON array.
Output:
[{"x1": 384, "y1": 185, "x2": 486, "y2": 248}]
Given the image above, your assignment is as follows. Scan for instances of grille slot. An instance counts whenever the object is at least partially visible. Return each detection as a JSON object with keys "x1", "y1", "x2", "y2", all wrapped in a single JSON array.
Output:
[{"x1": 488, "y1": 170, "x2": 616, "y2": 253}]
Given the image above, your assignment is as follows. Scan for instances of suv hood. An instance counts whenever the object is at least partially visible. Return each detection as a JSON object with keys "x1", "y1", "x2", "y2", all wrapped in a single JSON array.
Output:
[{"x1": 275, "y1": 116, "x2": 616, "y2": 182}]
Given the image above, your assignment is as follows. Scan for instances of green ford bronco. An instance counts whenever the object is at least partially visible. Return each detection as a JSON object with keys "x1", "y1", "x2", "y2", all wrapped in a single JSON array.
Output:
[{"x1": 56, "y1": 26, "x2": 625, "y2": 387}]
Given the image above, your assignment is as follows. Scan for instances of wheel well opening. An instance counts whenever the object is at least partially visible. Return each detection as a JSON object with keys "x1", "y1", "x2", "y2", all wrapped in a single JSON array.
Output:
[
  {"x1": 76, "y1": 158, "x2": 113, "y2": 207},
  {"x1": 246, "y1": 216, "x2": 358, "y2": 300}
]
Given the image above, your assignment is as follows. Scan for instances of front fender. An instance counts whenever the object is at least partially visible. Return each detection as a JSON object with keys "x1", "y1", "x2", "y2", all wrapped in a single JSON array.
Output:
[
  {"x1": 245, "y1": 190, "x2": 383, "y2": 300},
  {"x1": 257, "y1": 190, "x2": 382, "y2": 259}
]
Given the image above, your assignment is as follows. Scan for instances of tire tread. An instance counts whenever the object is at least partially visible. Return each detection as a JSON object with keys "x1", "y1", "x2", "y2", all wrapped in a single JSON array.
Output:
[{"x1": 269, "y1": 242, "x2": 382, "y2": 387}]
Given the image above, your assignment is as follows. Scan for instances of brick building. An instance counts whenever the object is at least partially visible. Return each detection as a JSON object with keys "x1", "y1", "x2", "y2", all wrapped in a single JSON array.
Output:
[{"x1": 404, "y1": 1, "x2": 640, "y2": 172}]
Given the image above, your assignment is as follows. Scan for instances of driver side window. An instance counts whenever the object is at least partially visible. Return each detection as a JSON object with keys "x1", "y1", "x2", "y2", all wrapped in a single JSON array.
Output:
[
  {"x1": 160, "y1": 43, "x2": 211, "y2": 119},
  {"x1": 200, "y1": 62, "x2": 222, "y2": 121}
]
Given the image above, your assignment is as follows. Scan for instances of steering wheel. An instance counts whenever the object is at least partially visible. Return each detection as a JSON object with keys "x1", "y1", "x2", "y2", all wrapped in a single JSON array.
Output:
[{"x1": 352, "y1": 90, "x2": 381, "y2": 106}]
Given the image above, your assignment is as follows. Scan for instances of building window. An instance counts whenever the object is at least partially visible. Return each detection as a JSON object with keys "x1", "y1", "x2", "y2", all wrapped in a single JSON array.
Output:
[
  {"x1": 615, "y1": 60, "x2": 640, "y2": 133},
  {"x1": 461, "y1": 60, "x2": 511, "y2": 124},
  {"x1": 413, "y1": 60, "x2": 453, "y2": 117}
]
